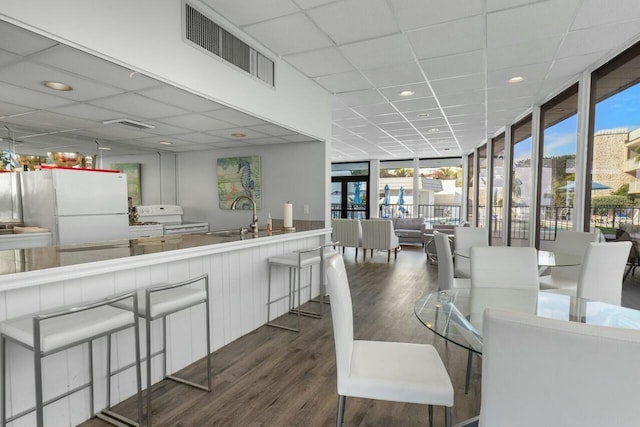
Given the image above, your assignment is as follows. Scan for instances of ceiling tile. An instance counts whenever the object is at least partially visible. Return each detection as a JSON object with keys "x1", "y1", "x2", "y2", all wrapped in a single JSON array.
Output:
[
  {"x1": 138, "y1": 86, "x2": 225, "y2": 113},
  {"x1": 204, "y1": 109, "x2": 266, "y2": 126},
  {"x1": 352, "y1": 103, "x2": 398, "y2": 116},
  {"x1": 420, "y1": 50, "x2": 485, "y2": 80},
  {"x1": 487, "y1": 36, "x2": 562, "y2": 71},
  {"x1": 380, "y1": 82, "x2": 433, "y2": 102},
  {"x1": 32, "y1": 45, "x2": 162, "y2": 91},
  {"x1": 335, "y1": 89, "x2": 387, "y2": 107},
  {"x1": 0, "y1": 25, "x2": 57, "y2": 56},
  {"x1": 295, "y1": 0, "x2": 335, "y2": 8},
  {"x1": 284, "y1": 47, "x2": 354, "y2": 77},
  {"x1": 168, "y1": 132, "x2": 227, "y2": 144},
  {"x1": 307, "y1": 0, "x2": 399, "y2": 45},
  {"x1": 392, "y1": 96, "x2": 439, "y2": 113},
  {"x1": 243, "y1": 13, "x2": 333, "y2": 55},
  {"x1": 158, "y1": 114, "x2": 235, "y2": 132},
  {"x1": 487, "y1": 0, "x2": 580, "y2": 48},
  {"x1": 390, "y1": 0, "x2": 483, "y2": 31},
  {"x1": 248, "y1": 123, "x2": 297, "y2": 136},
  {"x1": 557, "y1": 19, "x2": 640, "y2": 59},
  {"x1": 360, "y1": 62, "x2": 424, "y2": 88},
  {"x1": 547, "y1": 52, "x2": 604, "y2": 80},
  {"x1": 0, "y1": 100, "x2": 32, "y2": 118},
  {"x1": 340, "y1": 34, "x2": 415, "y2": 70},
  {"x1": 202, "y1": 0, "x2": 299, "y2": 26},
  {"x1": 572, "y1": 0, "x2": 640, "y2": 30},
  {"x1": 207, "y1": 127, "x2": 268, "y2": 139},
  {"x1": 315, "y1": 70, "x2": 372, "y2": 93},
  {"x1": 407, "y1": 15, "x2": 485, "y2": 60},
  {"x1": 368, "y1": 113, "x2": 406, "y2": 125},
  {"x1": 0, "y1": 81, "x2": 72, "y2": 109},
  {"x1": 89, "y1": 93, "x2": 188, "y2": 120},
  {"x1": 431, "y1": 74, "x2": 486, "y2": 96},
  {"x1": 487, "y1": 63, "x2": 551, "y2": 87}
]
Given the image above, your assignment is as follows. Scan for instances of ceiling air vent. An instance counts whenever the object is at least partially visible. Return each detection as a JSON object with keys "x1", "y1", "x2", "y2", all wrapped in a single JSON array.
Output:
[
  {"x1": 102, "y1": 119, "x2": 155, "y2": 130},
  {"x1": 184, "y1": 2, "x2": 275, "y2": 86}
]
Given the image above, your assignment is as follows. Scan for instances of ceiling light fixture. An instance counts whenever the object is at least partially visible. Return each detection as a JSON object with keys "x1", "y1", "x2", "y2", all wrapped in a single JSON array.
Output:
[
  {"x1": 159, "y1": 141, "x2": 173, "y2": 145},
  {"x1": 399, "y1": 90, "x2": 415, "y2": 97},
  {"x1": 97, "y1": 146, "x2": 111, "y2": 151},
  {"x1": 507, "y1": 76, "x2": 525, "y2": 83},
  {"x1": 231, "y1": 132, "x2": 246, "y2": 138},
  {"x1": 428, "y1": 128, "x2": 439, "y2": 133},
  {"x1": 42, "y1": 81, "x2": 73, "y2": 91},
  {"x1": 417, "y1": 113, "x2": 430, "y2": 118}
]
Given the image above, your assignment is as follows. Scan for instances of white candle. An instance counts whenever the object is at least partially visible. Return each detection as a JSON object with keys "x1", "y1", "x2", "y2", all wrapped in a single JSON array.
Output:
[{"x1": 283, "y1": 202, "x2": 293, "y2": 228}]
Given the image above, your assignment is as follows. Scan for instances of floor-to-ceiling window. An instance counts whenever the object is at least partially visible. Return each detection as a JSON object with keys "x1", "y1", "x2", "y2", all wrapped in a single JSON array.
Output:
[
  {"x1": 417, "y1": 158, "x2": 463, "y2": 225},
  {"x1": 467, "y1": 153, "x2": 475, "y2": 224},
  {"x1": 379, "y1": 160, "x2": 414, "y2": 218},
  {"x1": 537, "y1": 84, "x2": 579, "y2": 249},
  {"x1": 586, "y1": 41, "x2": 640, "y2": 233},
  {"x1": 508, "y1": 116, "x2": 532, "y2": 246},
  {"x1": 331, "y1": 162, "x2": 369, "y2": 219},
  {"x1": 477, "y1": 145, "x2": 488, "y2": 228},
  {"x1": 489, "y1": 134, "x2": 505, "y2": 244}
]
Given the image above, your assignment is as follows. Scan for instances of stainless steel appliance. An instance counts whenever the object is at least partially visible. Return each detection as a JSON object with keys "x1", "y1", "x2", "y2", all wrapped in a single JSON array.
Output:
[
  {"x1": 136, "y1": 205, "x2": 209, "y2": 235},
  {"x1": 21, "y1": 169, "x2": 129, "y2": 245}
]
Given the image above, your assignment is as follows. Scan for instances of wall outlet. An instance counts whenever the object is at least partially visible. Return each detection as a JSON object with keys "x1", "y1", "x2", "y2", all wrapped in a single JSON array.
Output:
[{"x1": 303, "y1": 204, "x2": 310, "y2": 215}]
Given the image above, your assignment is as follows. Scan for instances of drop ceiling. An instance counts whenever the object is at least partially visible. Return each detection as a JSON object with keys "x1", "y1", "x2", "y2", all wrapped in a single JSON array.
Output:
[
  {"x1": 2, "y1": 0, "x2": 640, "y2": 163},
  {"x1": 202, "y1": 0, "x2": 640, "y2": 161}
]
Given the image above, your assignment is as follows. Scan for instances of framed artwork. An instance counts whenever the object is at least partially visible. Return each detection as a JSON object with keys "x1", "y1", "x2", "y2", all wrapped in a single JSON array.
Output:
[
  {"x1": 217, "y1": 156, "x2": 261, "y2": 209},
  {"x1": 111, "y1": 163, "x2": 142, "y2": 205}
]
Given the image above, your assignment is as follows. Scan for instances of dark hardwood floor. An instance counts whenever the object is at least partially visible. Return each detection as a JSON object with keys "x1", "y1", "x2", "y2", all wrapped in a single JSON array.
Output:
[{"x1": 81, "y1": 245, "x2": 640, "y2": 426}]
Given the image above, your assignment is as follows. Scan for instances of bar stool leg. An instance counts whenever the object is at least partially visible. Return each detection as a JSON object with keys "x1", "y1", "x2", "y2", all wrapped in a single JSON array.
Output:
[
  {"x1": 33, "y1": 320, "x2": 44, "y2": 427},
  {"x1": 89, "y1": 341, "x2": 95, "y2": 417},
  {"x1": 105, "y1": 336, "x2": 111, "y2": 411},
  {"x1": 1, "y1": 335, "x2": 6, "y2": 427},
  {"x1": 146, "y1": 314, "x2": 152, "y2": 426},
  {"x1": 267, "y1": 263, "x2": 273, "y2": 324}
]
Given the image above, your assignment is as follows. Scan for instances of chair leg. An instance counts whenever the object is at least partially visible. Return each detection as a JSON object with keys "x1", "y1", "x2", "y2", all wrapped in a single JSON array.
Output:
[
  {"x1": 445, "y1": 406, "x2": 452, "y2": 427},
  {"x1": 363, "y1": 248, "x2": 367, "y2": 261},
  {"x1": 336, "y1": 395, "x2": 346, "y2": 427},
  {"x1": 394, "y1": 247, "x2": 398, "y2": 260},
  {"x1": 1, "y1": 336, "x2": 5, "y2": 426},
  {"x1": 428, "y1": 404, "x2": 433, "y2": 427},
  {"x1": 355, "y1": 248, "x2": 358, "y2": 259},
  {"x1": 387, "y1": 250, "x2": 391, "y2": 263}
]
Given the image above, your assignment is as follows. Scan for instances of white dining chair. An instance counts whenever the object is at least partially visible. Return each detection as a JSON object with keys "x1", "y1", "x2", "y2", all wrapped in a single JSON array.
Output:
[
  {"x1": 470, "y1": 246, "x2": 539, "y2": 289},
  {"x1": 325, "y1": 255, "x2": 454, "y2": 426},
  {"x1": 331, "y1": 219, "x2": 362, "y2": 259},
  {"x1": 454, "y1": 227, "x2": 488, "y2": 278},
  {"x1": 473, "y1": 308, "x2": 640, "y2": 427},
  {"x1": 538, "y1": 230, "x2": 599, "y2": 290},
  {"x1": 547, "y1": 241, "x2": 632, "y2": 306},
  {"x1": 434, "y1": 230, "x2": 470, "y2": 290}
]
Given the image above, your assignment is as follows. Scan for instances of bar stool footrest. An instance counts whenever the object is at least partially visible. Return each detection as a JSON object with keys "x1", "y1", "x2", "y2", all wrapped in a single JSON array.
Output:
[
  {"x1": 289, "y1": 308, "x2": 321, "y2": 319},
  {"x1": 266, "y1": 321, "x2": 300, "y2": 332},
  {"x1": 96, "y1": 409, "x2": 139, "y2": 427},
  {"x1": 167, "y1": 374, "x2": 211, "y2": 392}
]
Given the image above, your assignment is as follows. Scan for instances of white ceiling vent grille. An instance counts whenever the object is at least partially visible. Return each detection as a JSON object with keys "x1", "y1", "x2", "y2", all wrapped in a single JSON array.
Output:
[
  {"x1": 103, "y1": 119, "x2": 155, "y2": 130},
  {"x1": 184, "y1": 2, "x2": 275, "y2": 86}
]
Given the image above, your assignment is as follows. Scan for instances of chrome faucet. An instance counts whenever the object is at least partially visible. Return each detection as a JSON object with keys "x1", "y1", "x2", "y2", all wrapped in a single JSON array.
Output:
[{"x1": 230, "y1": 195, "x2": 258, "y2": 234}]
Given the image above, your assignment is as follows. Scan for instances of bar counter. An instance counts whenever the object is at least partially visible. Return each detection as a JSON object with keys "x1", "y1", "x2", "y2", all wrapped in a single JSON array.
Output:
[{"x1": 0, "y1": 225, "x2": 330, "y2": 426}]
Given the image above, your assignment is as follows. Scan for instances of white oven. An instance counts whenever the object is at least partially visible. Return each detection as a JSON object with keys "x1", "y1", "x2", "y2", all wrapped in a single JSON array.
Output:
[
  {"x1": 136, "y1": 205, "x2": 209, "y2": 236},
  {"x1": 129, "y1": 223, "x2": 164, "y2": 238}
]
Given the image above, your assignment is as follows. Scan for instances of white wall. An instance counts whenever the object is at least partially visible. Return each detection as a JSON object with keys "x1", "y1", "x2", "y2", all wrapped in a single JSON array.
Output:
[
  {"x1": 0, "y1": 0, "x2": 331, "y2": 142},
  {"x1": 176, "y1": 142, "x2": 325, "y2": 229},
  {"x1": 105, "y1": 152, "x2": 178, "y2": 206}
]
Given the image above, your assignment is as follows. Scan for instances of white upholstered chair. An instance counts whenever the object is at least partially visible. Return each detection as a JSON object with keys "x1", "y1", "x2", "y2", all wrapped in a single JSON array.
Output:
[
  {"x1": 547, "y1": 241, "x2": 632, "y2": 306},
  {"x1": 454, "y1": 227, "x2": 488, "y2": 278},
  {"x1": 470, "y1": 246, "x2": 539, "y2": 289},
  {"x1": 360, "y1": 219, "x2": 400, "y2": 262},
  {"x1": 538, "y1": 230, "x2": 599, "y2": 290},
  {"x1": 434, "y1": 230, "x2": 470, "y2": 290},
  {"x1": 476, "y1": 308, "x2": 640, "y2": 427},
  {"x1": 331, "y1": 219, "x2": 362, "y2": 258},
  {"x1": 325, "y1": 255, "x2": 454, "y2": 426}
]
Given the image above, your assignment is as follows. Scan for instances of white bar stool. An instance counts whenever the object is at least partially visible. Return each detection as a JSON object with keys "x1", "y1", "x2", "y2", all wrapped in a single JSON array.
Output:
[
  {"x1": 0, "y1": 291, "x2": 143, "y2": 427},
  {"x1": 117, "y1": 274, "x2": 211, "y2": 426},
  {"x1": 267, "y1": 242, "x2": 338, "y2": 332}
]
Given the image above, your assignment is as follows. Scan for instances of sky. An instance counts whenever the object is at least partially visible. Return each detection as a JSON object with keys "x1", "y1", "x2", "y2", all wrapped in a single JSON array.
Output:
[{"x1": 543, "y1": 82, "x2": 640, "y2": 157}]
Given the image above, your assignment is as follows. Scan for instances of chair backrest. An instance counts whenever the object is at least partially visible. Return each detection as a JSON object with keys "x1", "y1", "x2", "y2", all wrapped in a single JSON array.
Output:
[
  {"x1": 550, "y1": 231, "x2": 599, "y2": 281},
  {"x1": 454, "y1": 226, "x2": 489, "y2": 277},
  {"x1": 325, "y1": 254, "x2": 354, "y2": 391},
  {"x1": 470, "y1": 246, "x2": 539, "y2": 289},
  {"x1": 480, "y1": 308, "x2": 640, "y2": 426},
  {"x1": 434, "y1": 231, "x2": 454, "y2": 290},
  {"x1": 578, "y1": 241, "x2": 631, "y2": 306},
  {"x1": 331, "y1": 219, "x2": 362, "y2": 248},
  {"x1": 360, "y1": 219, "x2": 399, "y2": 250}
]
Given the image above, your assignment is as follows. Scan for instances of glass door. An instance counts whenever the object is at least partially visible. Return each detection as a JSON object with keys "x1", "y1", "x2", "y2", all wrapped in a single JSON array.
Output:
[{"x1": 331, "y1": 177, "x2": 369, "y2": 219}]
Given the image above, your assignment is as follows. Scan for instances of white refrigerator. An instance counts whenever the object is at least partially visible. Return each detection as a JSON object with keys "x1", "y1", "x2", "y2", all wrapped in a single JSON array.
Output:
[{"x1": 21, "y1": 169, "x2": 130, "y2": 245}]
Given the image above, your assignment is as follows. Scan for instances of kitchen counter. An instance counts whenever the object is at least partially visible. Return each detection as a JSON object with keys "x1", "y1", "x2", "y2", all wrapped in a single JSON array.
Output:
[{"x1": 0, "y1": 224, "x2": 330, "y2": 426}]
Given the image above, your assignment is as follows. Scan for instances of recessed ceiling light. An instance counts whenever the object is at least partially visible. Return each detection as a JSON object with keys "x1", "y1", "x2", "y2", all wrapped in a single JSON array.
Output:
[
  {"x1": 97, "y1": 146, "x2": 111, "y2": 151},
  {"x1": 417, "y1": 113, "x2": 430, "y2": 118},
  {"x1": 231, "y1": 132, "x2": 246, "y2": 138},
  {"x1": 428, "y1": 128, "x2": 439, "y2": 133},
  {"x1": 399, "y1": 90, "x2": 415, "y2": 97},
  {"x1": 42, "y1": 81, "x2": 73, "y2": 91},
  {"x1": 507, "y1": 76, "x2": 525, "y2": 83},
  {"x1": 159, "y1": 141, "x2": 173, "y2": 145},
  {"x1": 443, "y1": 148, "x2": 451, "y2": 151}
]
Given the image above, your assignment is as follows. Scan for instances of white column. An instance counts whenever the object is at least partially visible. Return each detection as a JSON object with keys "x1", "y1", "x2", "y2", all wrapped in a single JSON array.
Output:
[
  {"x1": 369, "y1": 160, "x2": 380, "y2": 218},
  {"x1": 574, "y1": 70, "x2": 592, "y2": 231},
  {"x1": 530, "y1": 105, "x2": 541, "y2": 248},
  {"x1": 503, "y1": 126, "x2": 513, "y2": 246},
  {"x1": 413, "y1": 157, "x2": 420, "y2": 218}
]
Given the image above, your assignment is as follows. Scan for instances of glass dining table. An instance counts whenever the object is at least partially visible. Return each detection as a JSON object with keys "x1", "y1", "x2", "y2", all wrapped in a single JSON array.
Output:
[
  {"x1": 453, "y1": 248, "x2": 582, "y2": 267},
  {"x1": 414, "y1": 288, "x2": 640, "y2": 355}
]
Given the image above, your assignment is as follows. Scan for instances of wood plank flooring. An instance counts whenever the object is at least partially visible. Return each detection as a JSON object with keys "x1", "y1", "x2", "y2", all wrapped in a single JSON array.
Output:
[{"x1": 81, "y1": 245, "x2": 640, "y2": 426}]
